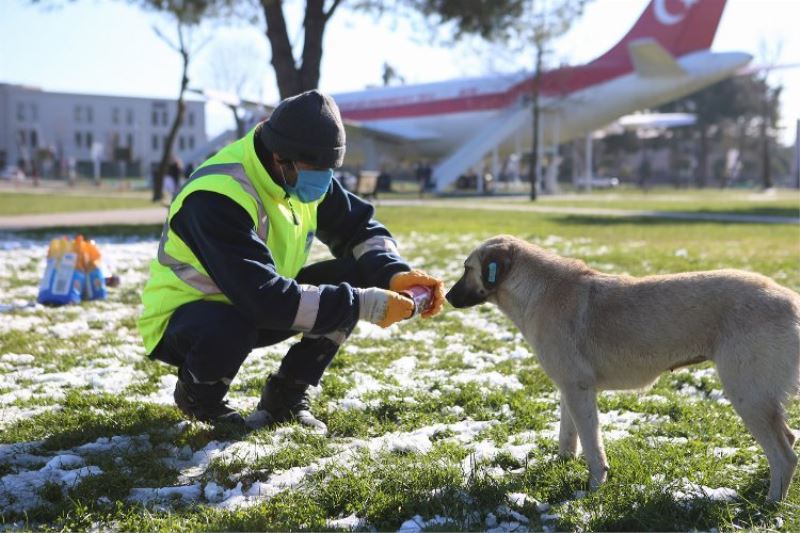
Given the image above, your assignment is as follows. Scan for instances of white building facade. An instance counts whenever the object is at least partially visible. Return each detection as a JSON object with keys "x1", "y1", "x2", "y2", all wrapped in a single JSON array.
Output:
[{"x1": 0, "y1": 83, "x2": 206, "y2": 178}]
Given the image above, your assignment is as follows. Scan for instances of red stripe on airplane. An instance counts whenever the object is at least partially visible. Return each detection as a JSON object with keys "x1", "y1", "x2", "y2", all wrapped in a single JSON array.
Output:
[
  {"x1": 339, "y1": 0, "x2": 726, "y2": 121},
  {"x1": 339, "y1": 64, "x2": 626, "y2": 120}
]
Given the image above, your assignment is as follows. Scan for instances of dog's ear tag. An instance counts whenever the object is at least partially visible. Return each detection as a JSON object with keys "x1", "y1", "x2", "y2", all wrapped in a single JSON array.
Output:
[{"x1": 487, "y1": 261, "x2": 498, "y2": 285}]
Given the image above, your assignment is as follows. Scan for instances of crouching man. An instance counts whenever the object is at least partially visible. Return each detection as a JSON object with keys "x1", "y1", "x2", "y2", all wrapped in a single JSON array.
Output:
[{"x1": 138, "y1": 90, "x2": 445, "y2": 432}]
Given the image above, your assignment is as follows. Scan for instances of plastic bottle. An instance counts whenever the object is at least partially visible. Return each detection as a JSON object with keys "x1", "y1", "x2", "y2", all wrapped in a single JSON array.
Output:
[
  {"x1": 401, "y1": 285, "x2": 434, "y2": 317},
  {"x1": 83, "y1": 239, "x2": 107, "y2": 300},
  {"x1": 37, "y1": 238, "x2": 62, "y2": 303}
]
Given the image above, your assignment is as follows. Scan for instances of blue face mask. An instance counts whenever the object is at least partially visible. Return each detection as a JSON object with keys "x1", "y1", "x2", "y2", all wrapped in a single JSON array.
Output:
[{"x1": 286, "y1": 168, "x2": 333, "y2": 203}]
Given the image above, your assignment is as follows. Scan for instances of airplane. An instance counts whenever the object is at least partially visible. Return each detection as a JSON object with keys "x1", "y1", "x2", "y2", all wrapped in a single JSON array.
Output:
[{"x1": 331, "y1": 0, "x2": 752, "y2": 192}]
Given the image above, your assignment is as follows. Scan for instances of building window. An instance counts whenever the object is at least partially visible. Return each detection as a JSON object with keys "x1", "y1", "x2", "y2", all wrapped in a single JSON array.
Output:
[
  {"x1": 75, "y1": 106, "x2": 82, "y2": 123},
  {"x1": 30, "y1": 130, "x2": 38, "y2": 148},
  {"x1": 163, "y1": 136, "x2": 169, "y2": 149},
  {"x1": 17, "y1": 130, "x2": 26, "y2": 146},
  {"x1": 188, "y1": 111, "x2": 194, "y2": 127},
  {"x1": 86, "y1": 132, "x2": 94, "y2": 148},
  {"x1": 112, "y1": 108, "x2": 119, "y2": 125},
  {"x1": 178, "y1": 136, "x2": 185, "y2": 151},
  {"x1": 127, "y1": 133, "x2": 133, "y2": 149},
  {"x1": 152, "y1": 135, "x2": 158, "y2": 151},
  {"x1": 162, "y1": 111, "x2": 168, "y2": 126},
  {"x1": 31, "y1": 104, "x2": 38, "y2": 121},
  {"x1": 17, "y1": 103, "x2": 25, "y2": 121},
  {"x1": 87, "y1": 107, "x2": 94, "y2": 124},
  {"x1": 126, "y1": 109, "x2": 133, "y2": 125},
  {"x1": 75, "y1": 132, "x2": 82, "y2": 148},
  {"x1": 188, "y1": 136, "x2": 195, "y2": 150},
  {"x1": 152, "y1": 110, "x2": 158, "y2": 126}
]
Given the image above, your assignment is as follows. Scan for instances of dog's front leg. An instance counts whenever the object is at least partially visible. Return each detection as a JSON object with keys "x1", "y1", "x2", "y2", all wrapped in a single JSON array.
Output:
[
  {"x1": 562, "y1": 385, "x2": 608, "y2": 490},
  {"x1": 558, "y1": 394, "x2": 578, "y2": 458}
]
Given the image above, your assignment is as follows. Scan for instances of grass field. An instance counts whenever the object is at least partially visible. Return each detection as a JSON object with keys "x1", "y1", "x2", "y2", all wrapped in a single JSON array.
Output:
[
  {"x1": 0, "y1": 204, "x2": 799, "y2": 531},
  {"x1": 0, "y1": 192, "x2": 153, "y2": 216},
  {"x1": 510, "y1": 188, "x2": 800, "y2": 219}
]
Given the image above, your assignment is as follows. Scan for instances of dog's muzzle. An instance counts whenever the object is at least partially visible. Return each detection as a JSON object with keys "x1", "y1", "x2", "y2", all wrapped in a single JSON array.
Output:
[{"x1": 445, "y1": 277, "x2": 487, "y2": 308}]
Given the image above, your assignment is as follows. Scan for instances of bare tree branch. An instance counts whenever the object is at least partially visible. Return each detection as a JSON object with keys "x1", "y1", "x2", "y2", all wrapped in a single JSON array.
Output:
[
  {"x1": 153, "y1": 24, "x2": 180, "y2": 52},
  {"x1": 325, "y1": 0, "x2": 345, "y2": 22}
]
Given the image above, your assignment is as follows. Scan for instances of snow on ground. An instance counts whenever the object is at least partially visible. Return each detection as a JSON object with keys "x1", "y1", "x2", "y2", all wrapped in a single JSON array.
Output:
[
  {"x1": 0, "y1": 234, "x2": 747, "y2": 522},
  {"x1": 0, "y1": 434, "x2": 151, "y2": 514}
]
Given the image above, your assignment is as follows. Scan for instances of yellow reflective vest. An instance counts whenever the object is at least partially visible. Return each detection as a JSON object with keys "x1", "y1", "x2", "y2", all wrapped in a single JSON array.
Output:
[{"x1": 138, "y1": 127, "x2": 322, "y2": 354}]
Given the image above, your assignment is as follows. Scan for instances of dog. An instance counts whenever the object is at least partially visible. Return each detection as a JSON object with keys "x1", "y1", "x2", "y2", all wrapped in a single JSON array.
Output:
[{"x1": 445, "y1": 234, "x2": 800, "y2": 501}]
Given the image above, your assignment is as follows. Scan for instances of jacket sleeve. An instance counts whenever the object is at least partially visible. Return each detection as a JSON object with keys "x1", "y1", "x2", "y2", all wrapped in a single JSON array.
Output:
[
  {"x1": 170, "y1": 190, "x2": 359, "y2": 335},
  {"x1": 316, "y1": 178, "x2": 410, "y2": 289}
]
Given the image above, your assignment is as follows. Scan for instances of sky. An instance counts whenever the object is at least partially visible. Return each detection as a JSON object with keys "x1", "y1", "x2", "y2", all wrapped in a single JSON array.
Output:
[{"x1": 1, "y1": 0, "x2": 798, "y2": 145}]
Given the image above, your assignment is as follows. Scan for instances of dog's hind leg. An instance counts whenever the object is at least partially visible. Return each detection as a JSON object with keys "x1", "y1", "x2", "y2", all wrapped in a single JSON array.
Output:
[
  {"x1": 716, "y1": 359, "x2": 798, "y2": 501},
  {"x1": 561, "y1": 386, "x2": 608, "y2": 489},
  {"x1": 559, "y1": 394, "x2": 579, "y2": 458}
]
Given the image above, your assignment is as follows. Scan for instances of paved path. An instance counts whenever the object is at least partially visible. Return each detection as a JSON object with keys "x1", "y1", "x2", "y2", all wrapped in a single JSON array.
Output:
[{"x1": 0, "y1": 200, "x2": 797, "y2": 231}]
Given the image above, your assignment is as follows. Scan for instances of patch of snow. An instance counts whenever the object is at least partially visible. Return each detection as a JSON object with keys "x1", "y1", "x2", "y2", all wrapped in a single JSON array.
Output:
[
  {"x1": 326, "y1": 513, "x2": 370, "y2": 531},
  {"x1": 129, "y1": 483, "x2": 202, "y2": 504}
]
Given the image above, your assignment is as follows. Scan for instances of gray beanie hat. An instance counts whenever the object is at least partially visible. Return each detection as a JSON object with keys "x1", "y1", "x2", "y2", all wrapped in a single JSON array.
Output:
[{"x1": 259, "y1": 90, "x2": 346, "y2": 168}]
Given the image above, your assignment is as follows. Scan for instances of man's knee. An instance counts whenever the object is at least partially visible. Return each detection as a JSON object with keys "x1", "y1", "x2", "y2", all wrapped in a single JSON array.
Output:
[{"x1": 158, "y1": 301, "x2": 259, "y2": 379}]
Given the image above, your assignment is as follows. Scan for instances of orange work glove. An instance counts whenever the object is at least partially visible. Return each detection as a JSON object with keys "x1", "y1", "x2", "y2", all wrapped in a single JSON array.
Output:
[
  {"x1": 389, "y1": 269, "x2": 445, "y2": 318},
  {"x1": 357, "y1": 288, "x2": 415, "y2": 328}
]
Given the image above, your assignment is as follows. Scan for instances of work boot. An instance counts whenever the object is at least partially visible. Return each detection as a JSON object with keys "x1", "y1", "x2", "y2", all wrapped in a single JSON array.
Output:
[
  {"x1": 173, "y1": 379, "x2": 246, "y2": 428},
  {"x1": 256, "y1": 374, "x2": 327, "y2": 434}
]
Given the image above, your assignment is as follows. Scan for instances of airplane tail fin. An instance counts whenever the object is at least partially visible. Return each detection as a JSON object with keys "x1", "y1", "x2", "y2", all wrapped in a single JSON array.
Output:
[{"x1": 595, "y1": 0, "x2": 727, "y2": 67}]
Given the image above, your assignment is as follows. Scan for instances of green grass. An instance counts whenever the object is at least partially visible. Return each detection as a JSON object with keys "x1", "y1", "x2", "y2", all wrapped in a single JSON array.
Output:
[
  {"x1": 529, "y1": 188, "x2": 800, "y2": 218},
  {"x1": 0, "y1": 194, "x2": 798, "y2": 531},
  {"x1": 0, "y1": 191, "x2": 154, "y2": 215}
]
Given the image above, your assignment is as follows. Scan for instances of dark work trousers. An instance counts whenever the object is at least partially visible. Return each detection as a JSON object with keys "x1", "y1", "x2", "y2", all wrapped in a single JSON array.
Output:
[{"x1": 150, "y1": 257, "x2": 364, "y2": 402}]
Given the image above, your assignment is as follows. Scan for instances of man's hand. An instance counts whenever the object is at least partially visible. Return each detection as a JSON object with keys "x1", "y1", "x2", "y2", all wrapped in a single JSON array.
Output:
[
  {"x1": 357, "y1": 288, "x2": 415, "y2": 328},
  {"x1": 390, "y1": 270, "x2": 445, "y2": 318}
]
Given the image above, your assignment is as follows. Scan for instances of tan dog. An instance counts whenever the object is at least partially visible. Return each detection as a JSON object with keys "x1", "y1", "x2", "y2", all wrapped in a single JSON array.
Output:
[{"x1": 445, "y1": 234, "x2": 800, "y2": 501}]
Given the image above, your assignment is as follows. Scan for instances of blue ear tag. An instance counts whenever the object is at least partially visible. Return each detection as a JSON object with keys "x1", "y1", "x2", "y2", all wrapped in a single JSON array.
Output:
[{"x1": 487, "y1": 261, "x2": 498, "y2": 284}]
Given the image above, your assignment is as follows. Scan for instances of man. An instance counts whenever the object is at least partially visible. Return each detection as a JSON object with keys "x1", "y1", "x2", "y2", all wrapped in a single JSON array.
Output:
[{"x1": 138, "y1": 90, "x2": 445, "y2": 432}]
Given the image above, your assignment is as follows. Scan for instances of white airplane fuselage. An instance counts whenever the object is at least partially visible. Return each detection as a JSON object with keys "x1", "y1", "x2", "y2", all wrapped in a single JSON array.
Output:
[
  {"x1": 331, "y1": 0, "x2": 750, "y2": 190},
  {"x1": 336, "y1": 50, "x2": 750, "y2": 156}
]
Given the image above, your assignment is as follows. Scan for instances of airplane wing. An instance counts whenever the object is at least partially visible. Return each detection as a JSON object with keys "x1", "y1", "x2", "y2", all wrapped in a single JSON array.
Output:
[
  {"x1": 617, "y1": 112, "x2": 696, "y2": 128},
  {"x1": 345, "y1": 121, "x2": 440, "y2": 142},
  {"x1": 628, "y1": 39, "x2": 686, "y2": 77}
]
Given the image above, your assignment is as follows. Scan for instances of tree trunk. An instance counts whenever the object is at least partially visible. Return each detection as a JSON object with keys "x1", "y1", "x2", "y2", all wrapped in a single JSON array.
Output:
[
  {"x1": 153, "y1": 40, "x2": 189, "y2": 203},
  {"x1": 529, "y1": 43, "x2": 543, "y2": 201},
  {"x1": 696, "y1": 126, "x2": 708, "y2": 188},
  {"x1": 760, "y1": 92, "x2": 773, "y2": 189},
  {"x1": 300, "y1": 0, "x2": 326, "y2": 92},
  {"x1": 761, "y1": 119, "x2": 773, "y2": 189},
  {"x1": 669, "y1": 133, "x2": 680, "y2": 188},
  {"x1": 261, "y1": 0, "x2": 340, "y2": 99},
  {"x1": 262, "y1": 0, "x2": 302, "y2": 99}
]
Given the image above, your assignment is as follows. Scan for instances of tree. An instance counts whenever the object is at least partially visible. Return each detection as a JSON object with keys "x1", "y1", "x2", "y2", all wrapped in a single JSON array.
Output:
[
  {"x1": 260, "y1": 0, "x2": 530, "y2": 99},
  {"x1": 502, "y1": 0, "x2": 590, "y2": 200},
  {"x1": 260, "y1": 0, "x2": 342, "y2": 100},
  {"x1": 381, "y1": 62, "x2": 405, "y2": 86},
  {"x1": 201, "y1": 38, "x2": 268, "y2": 138},
  {"x1": 660, "y1": 75, "x2": 779, "y2": 188},
  {"x1": 131, "y1": 1, "x2": 213, "y2": 202}
]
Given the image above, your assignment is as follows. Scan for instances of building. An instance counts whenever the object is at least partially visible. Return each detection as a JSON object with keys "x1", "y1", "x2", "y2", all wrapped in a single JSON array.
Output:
[{"x1": 0, "y1": 83, "x2": 206, "y2": 178}]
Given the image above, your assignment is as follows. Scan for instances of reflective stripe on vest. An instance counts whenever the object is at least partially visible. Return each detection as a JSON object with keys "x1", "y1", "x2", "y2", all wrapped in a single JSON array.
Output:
[{"x1": 157, "y1": 163, "x2": 269, "y2": 295}]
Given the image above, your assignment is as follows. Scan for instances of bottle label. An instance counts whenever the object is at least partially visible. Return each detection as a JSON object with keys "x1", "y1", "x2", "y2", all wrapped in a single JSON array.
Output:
[
  {"x1": 52, "y1": 253, "x2": 77, "y2": 296},
  {"x1": 402, "y1": 285, "x2": 433, "y2": 317}
]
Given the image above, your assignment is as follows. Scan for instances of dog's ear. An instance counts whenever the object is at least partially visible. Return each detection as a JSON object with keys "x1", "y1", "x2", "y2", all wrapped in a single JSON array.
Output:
[{"x1": 481, "y1": 240, "x2": 514, "y2": 290}]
